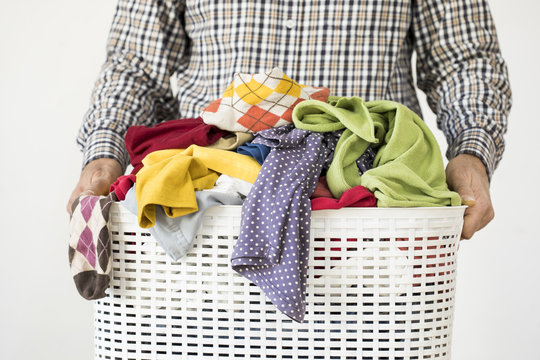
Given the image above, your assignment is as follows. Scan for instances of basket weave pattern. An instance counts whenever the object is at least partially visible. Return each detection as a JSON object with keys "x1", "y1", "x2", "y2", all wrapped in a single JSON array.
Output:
[{"x1": 94, "y1": 204, "x2": 465, "y2": 359}]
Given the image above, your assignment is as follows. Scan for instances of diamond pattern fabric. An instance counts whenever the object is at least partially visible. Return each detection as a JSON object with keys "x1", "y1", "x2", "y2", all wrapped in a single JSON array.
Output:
[
  {"x1": 77, "y1": 226, "x2": 96, "y2": 267},
  {"x1": 69, "y1": 192, "x2": 117, "y2": 300},
  {"x1": 201, "y1": 68, "x2": 330, "y2": 133}
]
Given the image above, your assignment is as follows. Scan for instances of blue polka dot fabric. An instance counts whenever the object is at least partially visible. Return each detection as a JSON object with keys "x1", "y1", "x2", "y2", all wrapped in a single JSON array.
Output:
[{"x1": 230, "y1": 124, "x2": 330, "y2": 322}]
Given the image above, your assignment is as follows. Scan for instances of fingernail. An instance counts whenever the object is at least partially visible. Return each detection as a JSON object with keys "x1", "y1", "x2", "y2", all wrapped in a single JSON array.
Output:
[
  {"x1": 461, "y1": 196, "x2": 476, "y2": 206},
  {"x1": 462, "y1": 199, "x2": 476, "y2": 206}
]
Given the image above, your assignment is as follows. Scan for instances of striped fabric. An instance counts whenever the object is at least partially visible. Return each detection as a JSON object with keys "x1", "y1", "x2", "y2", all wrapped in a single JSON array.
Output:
[{"x1": 77, "y1": 0, "x2": 511, "y2": 178}]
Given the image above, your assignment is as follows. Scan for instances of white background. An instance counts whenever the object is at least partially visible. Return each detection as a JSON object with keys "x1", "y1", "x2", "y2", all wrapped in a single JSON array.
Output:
[{"x1": 0, "y1": 0, "x2": 538, "y2": 359}]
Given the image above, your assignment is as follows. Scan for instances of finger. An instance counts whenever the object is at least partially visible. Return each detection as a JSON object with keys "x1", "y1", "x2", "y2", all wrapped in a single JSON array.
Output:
[
  {"x1": 460, "y1": 197, "x2": 494, "y2": 240},
  {"x1": 65, "y1": 174, "x2": 111, "y2": 214},
  {"x1": 66, "y1": 195, "x2": 77, "y2": 214},
  {"x1": 87, "y1": 175, "x2": 112, "y2": 196},
  {"x1": 67, "y1": 185, "x2": 86, "y2": 214},
  {"x1": 67, "y1": 158, "x2": 123, "y2": 214},
  {"x1": 447, "y1": 173, "x2": 478, "y2": 237},
  {"x1": 461, "y1": 207, "x2": 480, "y2": 240},
  {"x1": 461, "y1": 198, "x2": 476, "y2": 207},
  {"x1": 446, "y1": 174, "x2": 476, "y2": 206},
  {"x1": 456, "y1": 189, "x2": 476, "y2": 207}
]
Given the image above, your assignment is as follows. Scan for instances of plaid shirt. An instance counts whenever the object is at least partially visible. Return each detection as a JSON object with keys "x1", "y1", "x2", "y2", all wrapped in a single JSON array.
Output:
[{"x1": 77, "y1": 0, "x2": 511, "y2": 178}]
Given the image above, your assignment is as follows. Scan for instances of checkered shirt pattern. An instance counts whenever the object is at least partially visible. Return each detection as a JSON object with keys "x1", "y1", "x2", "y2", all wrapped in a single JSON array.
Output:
[
  {"x1": 76, "y1": 0, "x2": 511, "y2": 179},
  {"x1": 201, "y1": 68, "x2": 330, "y2": 133}
]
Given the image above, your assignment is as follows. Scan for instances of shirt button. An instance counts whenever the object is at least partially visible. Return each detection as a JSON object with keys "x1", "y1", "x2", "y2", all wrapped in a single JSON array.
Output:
[{"x1": 285, "y1": 19, "x2": 295, "y2": 29}]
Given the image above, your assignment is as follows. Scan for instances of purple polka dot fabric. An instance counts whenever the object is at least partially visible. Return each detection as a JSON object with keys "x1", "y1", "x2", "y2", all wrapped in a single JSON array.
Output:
[
  {"x1": 357, "y1": 146, "x2": 375, "y2": 174},
  {"x1": 231, "y1": 124, "x2": 330, "y2": 322},
  {"x1": 319, "y1": 129, "x2": 374, "y2": 176}
]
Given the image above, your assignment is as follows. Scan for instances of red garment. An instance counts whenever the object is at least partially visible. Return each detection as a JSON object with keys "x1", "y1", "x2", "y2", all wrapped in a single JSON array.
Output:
[
  {"x1": 125, "y1": 117, "x2": 231, "y2": 174},
  {"x1": 310, "y1": 185, "x2": 375, "y2": 277},
  {"x1": 109, "y1": 174, "x2": 136, "y2": 201},
  {"x1": 310, "y1": 176, "x2": 334, "y2": 199},
  {"x1": 310, "y1": 184, "x2": 376, "y2": 210}
]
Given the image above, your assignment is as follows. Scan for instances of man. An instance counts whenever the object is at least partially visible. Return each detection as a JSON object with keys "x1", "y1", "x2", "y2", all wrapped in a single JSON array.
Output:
[{"x1": 67, "y1": 0, "x2": 511, "y2": 239}]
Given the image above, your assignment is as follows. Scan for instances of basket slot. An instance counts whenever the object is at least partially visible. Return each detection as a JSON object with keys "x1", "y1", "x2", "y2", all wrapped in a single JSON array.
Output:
[{"x1": 95, "y1": 204, "x2": 464, "y2": 359}]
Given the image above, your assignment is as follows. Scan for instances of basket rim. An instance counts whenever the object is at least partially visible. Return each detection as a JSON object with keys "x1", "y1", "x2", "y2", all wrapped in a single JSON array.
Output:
[
  {"x1": 202, "y1": 204, "x2": 467, "y2": 218},
  {"x1": 111, "y1": 202, "x2": 467, "y2": 220}
]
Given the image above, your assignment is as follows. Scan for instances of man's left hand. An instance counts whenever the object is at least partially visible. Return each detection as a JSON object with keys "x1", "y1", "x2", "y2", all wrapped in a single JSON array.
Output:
[{"x1": 445, "y1": 154, "x2": 494, "y2": 239}]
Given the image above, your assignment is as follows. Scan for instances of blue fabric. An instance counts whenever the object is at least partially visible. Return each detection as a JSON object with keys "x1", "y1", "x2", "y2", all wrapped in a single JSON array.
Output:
[{"x1": 237, "y1": 142, "x2": 271, "y2": 165}]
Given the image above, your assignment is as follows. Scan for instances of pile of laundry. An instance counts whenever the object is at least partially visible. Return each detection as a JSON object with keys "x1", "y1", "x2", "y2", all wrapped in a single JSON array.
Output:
[{"x1": 68, "y1": 68, "x2": 461, "y2": 322}]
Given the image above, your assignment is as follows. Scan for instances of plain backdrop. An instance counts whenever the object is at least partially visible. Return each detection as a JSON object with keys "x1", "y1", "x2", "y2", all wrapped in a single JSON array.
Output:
[{"x1": 0, "y1": 1, "x2": 538, "y2": 359}]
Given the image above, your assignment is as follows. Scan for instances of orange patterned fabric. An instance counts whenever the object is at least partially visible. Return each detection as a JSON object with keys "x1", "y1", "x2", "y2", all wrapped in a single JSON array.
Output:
[{"x1": 201, "y1": 68, "x2": 329, "y2": 133}]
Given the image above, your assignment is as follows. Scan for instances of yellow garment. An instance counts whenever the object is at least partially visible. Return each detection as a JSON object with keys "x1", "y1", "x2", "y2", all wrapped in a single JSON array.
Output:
[{"x1": 136, "y1": 145, "x2": 261, "y2": 228}]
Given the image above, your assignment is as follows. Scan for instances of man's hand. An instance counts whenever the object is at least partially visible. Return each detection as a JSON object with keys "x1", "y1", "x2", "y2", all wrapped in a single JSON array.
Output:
[
  {"x1": 67, "y1": 158, "x2": 123, "y2": 214},
  {"x1": 445, "y1": 154, "x2": 494, "y2": 239}
]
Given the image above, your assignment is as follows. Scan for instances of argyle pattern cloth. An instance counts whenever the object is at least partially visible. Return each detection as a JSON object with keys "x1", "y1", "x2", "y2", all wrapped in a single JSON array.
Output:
[
  {"x1": 69, "y1": 192, "x2": 117, "y2": 300},
  {"x1": 201, "y1": 68, "x2": 330, "y2": 133}
]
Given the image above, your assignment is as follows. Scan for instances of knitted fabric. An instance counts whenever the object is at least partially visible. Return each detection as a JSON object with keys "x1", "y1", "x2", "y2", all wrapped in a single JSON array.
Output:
[
  {"x1": 293, "y1": 97, "x2": 462, "y2": 207},
  {"x1": 69, "y1": 192, "x2": 117, "y2": 300},
  {"x1": 201, "y1": 68, "x2": 330, "y2": 133}
]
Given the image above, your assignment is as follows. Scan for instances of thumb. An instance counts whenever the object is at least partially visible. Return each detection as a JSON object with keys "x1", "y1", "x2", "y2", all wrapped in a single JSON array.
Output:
[
  {"x1": 448, "y1": 174, "x2": 476, "y2": 207},
  {"x1": 459, "y1": 193, "x2": 476, "y2": 207},
  {"x1": 67, "y1": 158, "x2": 123, "y2": 214}
]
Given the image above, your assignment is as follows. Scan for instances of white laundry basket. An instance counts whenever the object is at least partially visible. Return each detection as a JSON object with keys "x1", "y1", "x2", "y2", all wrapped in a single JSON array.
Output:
[{"x1": 94, "y1": 203, "x2": 465, "y2": 360}]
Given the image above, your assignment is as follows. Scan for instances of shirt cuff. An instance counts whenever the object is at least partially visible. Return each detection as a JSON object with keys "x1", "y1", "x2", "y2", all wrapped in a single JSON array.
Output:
[
  {"x1": 82, "y1": 129, "x2": 130, "y2": 171},
  {"x1": 446, "y1": 127, "x2": 499, "y2": 181}
]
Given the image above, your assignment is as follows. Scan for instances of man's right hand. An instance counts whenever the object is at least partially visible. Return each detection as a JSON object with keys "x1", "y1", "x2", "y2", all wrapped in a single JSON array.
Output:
[{"x1": 67, "y1": 158, "x2": 123, "y2": 214}]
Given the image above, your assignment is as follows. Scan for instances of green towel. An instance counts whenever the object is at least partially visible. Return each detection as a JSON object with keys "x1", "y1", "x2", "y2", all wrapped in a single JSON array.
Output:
[{"x1": 292, "y1": 96, "x2": 461, "y2": 207}]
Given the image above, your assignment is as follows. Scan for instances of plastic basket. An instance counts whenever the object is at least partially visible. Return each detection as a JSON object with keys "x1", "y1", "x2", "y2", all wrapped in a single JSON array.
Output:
[{"x1": 94, "y1": 203, "x2": 465, "y2": 359}]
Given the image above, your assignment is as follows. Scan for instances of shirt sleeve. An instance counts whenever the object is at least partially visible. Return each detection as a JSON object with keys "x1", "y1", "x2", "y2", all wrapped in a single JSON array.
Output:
[
  {"x1": 411, "y1": 0, "x2": 512, "y2": 179},
  {"x1": 76, "y1": 0, "x2": 187, "y2": 170}
]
